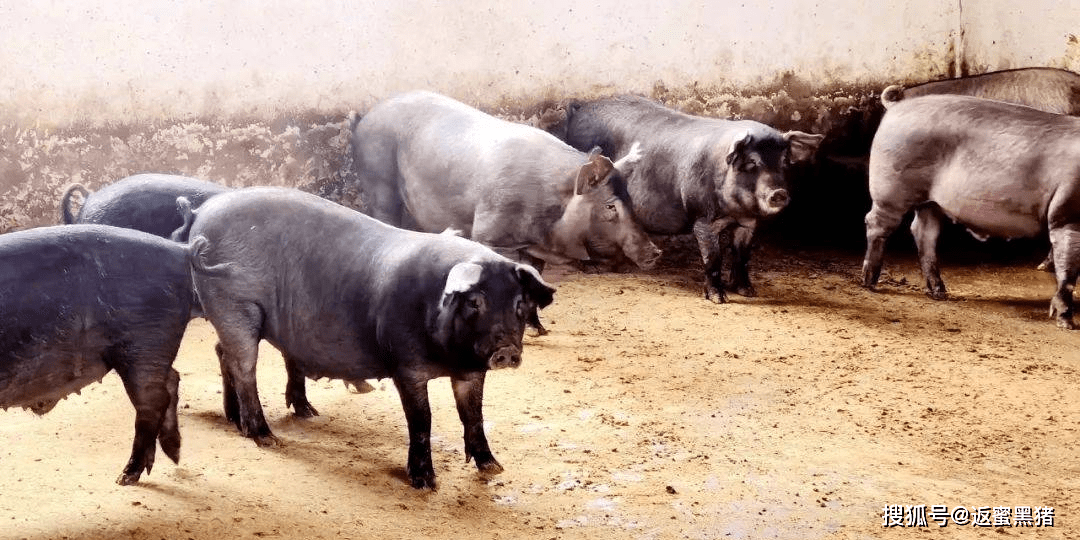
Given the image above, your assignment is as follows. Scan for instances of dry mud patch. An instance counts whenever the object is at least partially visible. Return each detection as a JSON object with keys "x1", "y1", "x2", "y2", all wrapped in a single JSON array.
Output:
[{"x1": 1, "y1": 247, "x2": 1078, "y2": 540}]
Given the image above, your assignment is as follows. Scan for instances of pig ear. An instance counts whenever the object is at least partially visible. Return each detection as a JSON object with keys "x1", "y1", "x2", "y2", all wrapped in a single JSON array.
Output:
[
  {"x1": 783, "y1": 131, "x2": 825, "y2": 163},
  {"x1": 611, "y1": 141, "x2": 643, "y2": 175},
  {"x1": 725, "y1": 131, "x2": 752, "y2": 165},
  {"x1": 442, "y1": 262, "x2": 483, "y2": 307},
  {"x1": 514, "y1": 264, "x2": 555, "y2": 309},
  {"x1": 574, "y1": 151, "x2": 615, "y2": 195},
  {"x1": 435, "y1": 262, "x2": 485, "y2": 346}
]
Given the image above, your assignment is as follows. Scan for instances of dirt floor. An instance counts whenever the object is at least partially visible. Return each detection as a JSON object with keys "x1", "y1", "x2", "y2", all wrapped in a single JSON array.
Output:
[{"x1": 1, "y1": 243, "x2": 1078, "y2": 540}]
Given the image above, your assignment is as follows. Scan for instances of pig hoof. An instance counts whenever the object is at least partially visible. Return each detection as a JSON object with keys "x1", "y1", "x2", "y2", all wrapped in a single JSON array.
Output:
[
  {"x1": 1056, "y1": 318, "x2": 1076, "y2": 330},
  {"x1": 253, "y1": 434, "x2": 282, "y2": 448},
  {"x1": 704, "y1": 285, "x2": 727, "y2": 304},
  {"x1": 861, "y1": 268, "x2": 879, "y2": 289},
  {"x1": 292, "y1": 403, "x2": 319, "y2": 418},
  {"x1": 926, "y1": 289, "x2": 947, "y2": 301},
  {"x1": 160, "y1": 437, "x2": 181, "y2": 464},
  {"x1": 115, "y1": 472, "x2": 141, "y2": 486},
  {"x1": 409, "y1": 473, "x2": 438, "y2": 491},
  {"x1": 476, "y1": 459, "x2": 504, "y2": 476},
  {"x1": 733, "y1": 285, "x2": 757, "y2": 298}
]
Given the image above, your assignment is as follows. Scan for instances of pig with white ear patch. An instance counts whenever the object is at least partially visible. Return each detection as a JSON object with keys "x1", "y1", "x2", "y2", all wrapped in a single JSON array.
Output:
[{"x1": 187, "y1": 187, "x2": 555, "y2": 490}]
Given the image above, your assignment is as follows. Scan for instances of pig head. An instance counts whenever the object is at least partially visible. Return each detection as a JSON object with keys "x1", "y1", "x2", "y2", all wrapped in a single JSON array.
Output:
[{"x1": 528, "y1": 147, "x2": 660, "y2": 268}]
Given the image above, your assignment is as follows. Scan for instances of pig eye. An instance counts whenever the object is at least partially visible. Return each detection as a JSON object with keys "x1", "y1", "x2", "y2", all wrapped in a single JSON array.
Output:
[
  {"x1": 463, "y1": 293, "x2": 485, "y2": 316},
  {"x1": 741, "y1": 161, "x2": 759, "y2": 173},
  {"x1": 602, "y1": 202, "x2": 619, "y2": 221}
]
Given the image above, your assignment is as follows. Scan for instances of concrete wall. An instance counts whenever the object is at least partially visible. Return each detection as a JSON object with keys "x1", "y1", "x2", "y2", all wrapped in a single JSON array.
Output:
[
  {"x1": 5, "y1": 1, "x2": 1074, "y2": 127},
  {"x1": 960, "y1": 2, "x2": 1080, "y2": 73},
  {"x1": 1, "y1": 1, "x2": 1078, "y2": 238}
]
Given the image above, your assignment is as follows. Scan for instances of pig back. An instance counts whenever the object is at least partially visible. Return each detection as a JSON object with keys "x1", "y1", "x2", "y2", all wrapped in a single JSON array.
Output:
[
  {"x1": 355, "y1": 91, "x2": 580, "y2": 237},
  {"x1": 76, "y1": 174, "x2": 229, "y2": 238}
]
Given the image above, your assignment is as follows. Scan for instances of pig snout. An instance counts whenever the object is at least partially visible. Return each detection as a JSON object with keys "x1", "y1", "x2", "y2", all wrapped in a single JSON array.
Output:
[
  {"x1": 762, "y1": 188, "x2": 790, "y2": 214},
  {"x1": 621, "y1": 232, "x2": 663, "y2": 270},
  {"x1": 488, "y1": 346, "x2": 522, "y2": 370},
  {"x1": 634, "y1": 243, "x2": 663, "y2": 270}
]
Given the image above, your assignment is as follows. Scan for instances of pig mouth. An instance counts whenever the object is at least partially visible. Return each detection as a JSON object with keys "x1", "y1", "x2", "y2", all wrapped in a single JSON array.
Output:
[
  {"x1": 630, "y1": 246, "x2": 662, "y2": 270},
  {"x1": 487, "y1": 346, "x2": 523, "y2": 370},
  {"x1": 759, "y1": 188, "x2": 790, "y2": 216},
  {"x1": 583, "y1": 240, "x2": 662, "y2": 270}
]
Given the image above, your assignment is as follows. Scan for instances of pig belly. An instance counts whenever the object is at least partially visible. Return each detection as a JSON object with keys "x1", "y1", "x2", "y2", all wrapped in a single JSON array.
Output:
[
  {"x1": 274, "y1": 340, "x2": 389, "y2": 383},
  {"x1": 931, "y1": 184, "x2": 1044, "y2": 240},
  {"x1": 0, "y1": 349, "x2": 111, "y2": 414}
]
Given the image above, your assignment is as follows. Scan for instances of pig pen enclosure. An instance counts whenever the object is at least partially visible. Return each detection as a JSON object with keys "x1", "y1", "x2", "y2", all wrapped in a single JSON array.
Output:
[
  {"x1": 3, "y1": 2, "x2": 1080, "y2": 538},
  {"x1": 1, "y1": 91, "x2": 1078, "y2": 540}
]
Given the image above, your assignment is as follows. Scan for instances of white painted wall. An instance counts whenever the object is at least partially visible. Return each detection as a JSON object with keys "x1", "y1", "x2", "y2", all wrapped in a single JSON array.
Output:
[
  {"x1": 0, "y1": 1, "x2": 1076, "y2": 126},
  {"x1": 960, "y1": 2, "x2": 1080, "y2": 71}
]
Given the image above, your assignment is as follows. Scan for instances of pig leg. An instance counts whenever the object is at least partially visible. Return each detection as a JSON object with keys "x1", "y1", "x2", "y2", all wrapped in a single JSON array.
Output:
[
  {"x1": 215, "y1": 342, "x2": 239, "y2": 424},
  {"x1": 393, "y1": 375, "x2": 437, "y2": 490},
  {"x1": 112, "y1": 356, "x2": 176, "y2": 486},
  {"x1": 525, "y1": 308, "x2": 547, "y2": 336},
  {"x1": 910, "y1": 204, "x2": 948, "y2": 299},
  {"x1": 693, "y1": 218, "x2": 731, "y2": 303},
  {"x1": 1037, "y1": 249, "x2": 1055, "y2": 272},
  {"x1": 361, "y1": 156, "x2": 409, "y2": 227},
  {"x1": 451, "y1": 372, "x2": 503, "y2": 476},
  {"x1": 284, "y1": 355, "x2": 319, "y2": 418},
  {"x1": 862, "y1": 201, "x2": 906, "y2": 289},
  {"x1": 212, "y1": 304, "x2": 280, "y2": 447},
  {"x1": 1048, "y1": 226, "x2": 1080, "y2": 329},
  {"x1": 368, "y1": 190, "x2": 406, "y2": 227},
  {"x1": 156, "y1": 368, "x2": 182, "y2": 465},
  {"x1": 728, "y1": 225, "x2": 757, "y2": 297}
]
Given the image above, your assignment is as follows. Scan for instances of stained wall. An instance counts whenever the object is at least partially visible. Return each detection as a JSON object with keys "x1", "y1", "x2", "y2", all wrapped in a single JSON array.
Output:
[{"x1": 1, "y1": 1, "x2": 1076, "y2": 235}]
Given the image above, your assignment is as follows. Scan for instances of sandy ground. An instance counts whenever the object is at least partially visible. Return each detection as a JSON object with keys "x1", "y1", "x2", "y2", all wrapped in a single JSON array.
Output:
[{"x1": 1, "y1": 244, "x2": 1078, "y2": 540}]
